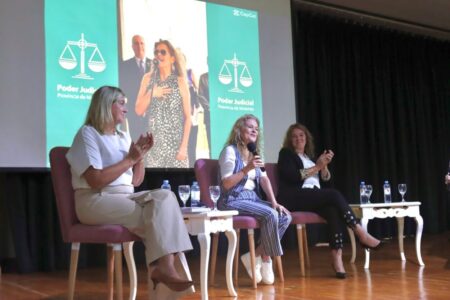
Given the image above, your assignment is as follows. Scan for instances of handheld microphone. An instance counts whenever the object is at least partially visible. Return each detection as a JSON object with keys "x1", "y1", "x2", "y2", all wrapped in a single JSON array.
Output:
[
  {"x1": 146, "y1": 59, "x2": 159, "y2": 92},
  {"x1": 246, "y1": 142, "x2": 265, "y2": 172}
]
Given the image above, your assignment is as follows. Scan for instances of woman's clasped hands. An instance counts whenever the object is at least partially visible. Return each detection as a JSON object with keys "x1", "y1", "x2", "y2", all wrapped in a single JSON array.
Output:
[
  {"x1": 128, "y1": 132, "x2": 154, "y2": 164},
  {"x1": 316, "y1": 149, "x2": 334, "y2": 169}
]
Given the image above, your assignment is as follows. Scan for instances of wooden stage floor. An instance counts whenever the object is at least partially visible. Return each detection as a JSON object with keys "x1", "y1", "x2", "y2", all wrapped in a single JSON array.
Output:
[{"x1": 1, "y1": 232, "x2": 449, "y2": 299}]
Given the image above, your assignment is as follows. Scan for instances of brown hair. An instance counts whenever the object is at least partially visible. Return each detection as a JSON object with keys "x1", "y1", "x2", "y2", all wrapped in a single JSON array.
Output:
[
  {"x1": 282, "y1": 123, "x2": 315, "y2": 158},
  {"x1": 154, "y1": 39, "x2": 184, "y2": 78}
]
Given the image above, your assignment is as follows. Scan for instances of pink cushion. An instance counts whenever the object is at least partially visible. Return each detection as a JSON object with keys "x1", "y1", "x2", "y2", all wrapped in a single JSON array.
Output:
[
  {"x1": 69, "y1": 224, "x2": 140, "y2": 243},
  {"x1": 291, "y1": 211, "x2": 326, "y2": 224},
  {"x1": 233, "y1": 215, "x2": 260, "y2": 229}
]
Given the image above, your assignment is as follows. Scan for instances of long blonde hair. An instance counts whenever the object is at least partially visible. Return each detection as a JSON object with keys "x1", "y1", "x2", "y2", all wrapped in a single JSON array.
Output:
[
  {"x1": 225, "y1": 114, "x2": 262, "y2": 154},
  {"x1": 84, "y1": 86, "x2": 125, "y2": 134},
  {"x1": 282, "y1": 123, "x2": 315, "y2": 158}
]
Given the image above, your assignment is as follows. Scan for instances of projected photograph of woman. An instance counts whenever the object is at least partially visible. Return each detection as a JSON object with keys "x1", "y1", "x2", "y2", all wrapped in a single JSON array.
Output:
[{"x1": 135, "y1": 39, "x2": 191, "y2": 168}]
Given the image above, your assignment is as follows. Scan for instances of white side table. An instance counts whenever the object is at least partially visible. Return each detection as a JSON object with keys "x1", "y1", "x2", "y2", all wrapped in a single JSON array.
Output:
[
  {"x1": 183, "y1": 210, "x2": 238, "y2": 300},
  {"x1": 348, "y1": 202, "x2": 425, "y2": 269}
]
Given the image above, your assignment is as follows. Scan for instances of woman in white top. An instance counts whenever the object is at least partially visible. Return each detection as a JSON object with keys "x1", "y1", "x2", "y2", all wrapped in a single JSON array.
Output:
[
  {"x1": 277, "y1": 123, "x2": 382, "y2": 279},
  {"x1": 217, "y1": 114, "x2": 291, "y2": 285},
  {"x1": 66, "y1": 86, "x2": 193, "y2": 297}
]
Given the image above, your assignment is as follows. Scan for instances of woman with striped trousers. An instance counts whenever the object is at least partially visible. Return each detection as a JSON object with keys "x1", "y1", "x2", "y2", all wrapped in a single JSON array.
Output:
[{"x1": 217, "y1": 114, "x2": 292, "y2": 285}]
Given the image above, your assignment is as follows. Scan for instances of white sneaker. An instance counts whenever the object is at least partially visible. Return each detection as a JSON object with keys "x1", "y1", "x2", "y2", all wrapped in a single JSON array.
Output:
[
  {"x1": 261, "y1": 258, "x2": 274, "y2": 285},
  {"x1": 240, "y1": 252, "x2": 262, "y2": 283}
]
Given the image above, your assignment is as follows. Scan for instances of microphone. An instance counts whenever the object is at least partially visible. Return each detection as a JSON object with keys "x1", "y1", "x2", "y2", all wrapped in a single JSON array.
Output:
[
  {"x1": 146, "y1": 59, "x2": 159, "y2": 92},
  {"x1": 246, "y1": 142, "x2": 265, "y2": 172}
]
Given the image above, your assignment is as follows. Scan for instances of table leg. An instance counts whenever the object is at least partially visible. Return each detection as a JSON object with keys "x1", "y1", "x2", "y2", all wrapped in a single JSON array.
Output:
[
  {"x1": 361, "y1": 218, "x2": 370, "y2": 269},
  {"x1": 347, "y1": 227, "x2": 356, "y2": 263},
  {"x1": 225, "y1": 230, "x2": 238, "y2": 297},
  {"x1": 414, "y1": 215, "x2": 425, "y2": 266},
  {"x1": 396, "y1": 217, "x2": 406, "y2": 261},
  {"x1": 197, "y1": 233, "x2": 211, "y2": 300}
]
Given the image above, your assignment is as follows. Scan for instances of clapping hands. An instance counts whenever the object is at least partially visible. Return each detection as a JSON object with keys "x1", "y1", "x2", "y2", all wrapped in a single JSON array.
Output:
[
  {"x1": 317, "y1": 150, "x2": 334, "y2": 169},
  {"x1": 128, "y1": 132, "x2": 154, "y2": 164}
]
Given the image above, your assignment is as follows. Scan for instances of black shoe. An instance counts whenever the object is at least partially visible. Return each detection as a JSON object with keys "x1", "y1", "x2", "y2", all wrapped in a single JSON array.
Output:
[{"x1": 331, "y1": 264, "x2": 346, "y2": 279}]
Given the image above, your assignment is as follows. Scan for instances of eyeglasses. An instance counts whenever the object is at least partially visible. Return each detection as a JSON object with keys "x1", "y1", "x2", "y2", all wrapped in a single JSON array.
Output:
[{"x1": 154, "y1": 49, "x2": 167, "y2": 56}]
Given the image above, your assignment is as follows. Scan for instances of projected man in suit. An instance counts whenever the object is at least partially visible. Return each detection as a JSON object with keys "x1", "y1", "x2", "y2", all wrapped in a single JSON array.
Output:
[{"x1": 119, "y1": 35, "x2": 151, "y2": 140}]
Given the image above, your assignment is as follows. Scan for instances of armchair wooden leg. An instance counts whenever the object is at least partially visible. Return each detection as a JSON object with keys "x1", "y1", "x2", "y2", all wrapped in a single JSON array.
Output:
[
  {"x1": 107, "y1": 244, "x2": 115, "y2": 300},
  {"x1": 113, "y1": 244, "x2": 123, "y2": 300},
  {"x1": 274, "y1": 256, "x2": 284, "y2": 282},
  {"x1": 303, "y1": 225, "x2": 310, "y2": 267},
  {"x1": 296, "y1": 224, "x2": 306, "y2": 276},
  {"x1": 248, "y1": 229, "x2": 257, "y2": 289},
  {"x1": 233, "y1": 229, "x2": 241, "y2": 285},
  {"x1": 209, "y1": 233, "x2": 219, "y2": 285},
  {"x1": 68, "y1": 243, "x2": 80, "y2": 300},
  {"x1": 123, "y1": 242, "x2": 137, "y2": 300}
]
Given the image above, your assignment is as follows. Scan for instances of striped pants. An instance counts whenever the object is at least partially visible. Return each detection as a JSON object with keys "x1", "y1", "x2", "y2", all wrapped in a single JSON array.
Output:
[{"x1": 219, "y1": 189, "x2": 292, "y2": 257}]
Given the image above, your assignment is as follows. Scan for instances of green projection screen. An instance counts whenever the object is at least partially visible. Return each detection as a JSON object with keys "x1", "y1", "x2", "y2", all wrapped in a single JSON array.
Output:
[{"x1": 0, "y1": 0, "x2": 296, "y2": 168}]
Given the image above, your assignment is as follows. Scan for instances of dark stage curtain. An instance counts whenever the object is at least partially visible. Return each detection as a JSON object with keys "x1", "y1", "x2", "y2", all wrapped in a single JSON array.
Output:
[{"x1": 291, "y1": 8, "x2": 450, "y2": 236}]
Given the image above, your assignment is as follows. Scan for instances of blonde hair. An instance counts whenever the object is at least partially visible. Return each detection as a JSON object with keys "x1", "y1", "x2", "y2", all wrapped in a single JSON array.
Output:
[
  {"x1": 225, "y1": 114, "x2": 262, "y2": 153},
  {"x1": 84, "y1": 86, "x2": 125, "y2": 134},
  {"x1": 282, "y1": 123, "x2": 315, "y2": 158}
]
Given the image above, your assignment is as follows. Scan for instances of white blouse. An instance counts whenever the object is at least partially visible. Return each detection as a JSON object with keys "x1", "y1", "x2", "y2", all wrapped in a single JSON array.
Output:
[
  {"x1": 219, "y1": 145, "x2": 267, "y2": 191},
  {"x1": 298, "y1": 153, "x2": 321, "y2": 189},
  {"x1": 66, "y1": 125, "x2": 133, "y2": 189}
]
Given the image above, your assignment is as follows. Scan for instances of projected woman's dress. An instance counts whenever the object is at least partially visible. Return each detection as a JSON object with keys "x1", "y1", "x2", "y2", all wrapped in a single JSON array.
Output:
[
  {"x1": 135, "y1": 40, "x2": 191, "y2": 168},
  {"x1": 147, "y1": 70, "x2": 187, "y2": 167}
]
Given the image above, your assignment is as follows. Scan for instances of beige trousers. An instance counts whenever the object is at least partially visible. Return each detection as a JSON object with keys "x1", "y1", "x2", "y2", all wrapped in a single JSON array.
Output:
[{"x1": 74, "y1": 185, "x2": 192, "y2": 264}]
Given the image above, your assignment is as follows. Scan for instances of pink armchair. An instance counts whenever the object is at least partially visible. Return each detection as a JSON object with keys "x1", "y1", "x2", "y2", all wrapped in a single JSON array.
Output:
[{"x1": 49, "y1": 147, "x2": 140, "y2": 300}]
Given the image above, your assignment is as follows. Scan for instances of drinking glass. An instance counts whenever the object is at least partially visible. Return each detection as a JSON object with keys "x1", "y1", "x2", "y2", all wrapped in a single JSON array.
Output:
[
  {"x1": 364, "y1": 185, "x2": 373, "y2": 204},
  {"x1": 398, "y1": 183, "x2": 407, "y2": 202},
  {"x1": 209, "y1": 185, "x2": 221, "y2": 210},
  {"x1": 178, "y1": 185, "x2": 190, "y2": 207}
]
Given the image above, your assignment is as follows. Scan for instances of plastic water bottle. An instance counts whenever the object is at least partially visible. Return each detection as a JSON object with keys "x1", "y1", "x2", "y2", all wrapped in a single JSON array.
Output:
[
  {"x1": 161, "y1": 180, "x2": 171, "y2": 191},
  {"x1": 383, "y1": 181, "x2": 391, "y2": 203},
  {"x1": 190, "y1": 181, "x2": 200, "y2": 207},
  {"x1": 360, "y1": 181, "x2": 367, "y2": 204}
]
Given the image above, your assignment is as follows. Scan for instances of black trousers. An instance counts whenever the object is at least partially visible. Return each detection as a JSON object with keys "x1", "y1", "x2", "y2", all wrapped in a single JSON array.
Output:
[{"x1": 279, "y1": 188, "x2": 357, "y2": 249}]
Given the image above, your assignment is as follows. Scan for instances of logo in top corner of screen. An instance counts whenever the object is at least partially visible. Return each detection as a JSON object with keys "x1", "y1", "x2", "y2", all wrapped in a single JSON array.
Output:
[
  {"x1": 58, "y1": 33, "x2": 106, "y2": 80},
  {"x1": 218, "y1": 53, "x2": 253, "y2": 94}
]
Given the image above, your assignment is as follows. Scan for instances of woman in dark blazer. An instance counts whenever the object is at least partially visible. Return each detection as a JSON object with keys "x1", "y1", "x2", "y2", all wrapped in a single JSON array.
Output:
[{"x1": 277, "y1": 123, "x2": 381, "y2": 279}]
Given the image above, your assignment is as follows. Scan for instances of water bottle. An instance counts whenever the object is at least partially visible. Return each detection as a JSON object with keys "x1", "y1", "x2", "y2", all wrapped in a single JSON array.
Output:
[
  {"x1": 161, "y1": 179, "x2": 171, "y2": 191},
  {"x1": 383, "y1": 181, "x2": 391, "y2": 203},
  {"x1": 360, "y1": 181, "x2": 367, "y2": 204},
  {"x1": 190, "y1": 181, "x2": 201, "y2": 207}
]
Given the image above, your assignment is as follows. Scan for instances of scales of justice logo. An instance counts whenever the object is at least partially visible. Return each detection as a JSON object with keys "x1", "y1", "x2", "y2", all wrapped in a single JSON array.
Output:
[
  {"x1": 218, "y1": 53, "x2": 253, "y2": 93},
  {"x1": 58, "y1": 33, "x2": 106, "y2": 80}
]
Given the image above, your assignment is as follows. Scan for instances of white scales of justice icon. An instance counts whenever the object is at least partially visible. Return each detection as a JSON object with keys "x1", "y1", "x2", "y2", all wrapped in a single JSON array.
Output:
[
  {"x1": 58, "y1": 33, "x2": 106, "y2": 80},
  {"x1": 218, "y1": 53, "x2": 253, "y2": 93}
]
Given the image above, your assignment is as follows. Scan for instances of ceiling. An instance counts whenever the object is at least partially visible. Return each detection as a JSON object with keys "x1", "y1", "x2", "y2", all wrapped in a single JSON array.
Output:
[{"x1": 295, "y1": 0, "x2": 450, "y2": 40}]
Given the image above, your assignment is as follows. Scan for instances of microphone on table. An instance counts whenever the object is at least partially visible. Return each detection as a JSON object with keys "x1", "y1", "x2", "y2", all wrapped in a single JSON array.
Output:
[{"x1": 246, "y1": 142, "x2": 265, "y2": 172}]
